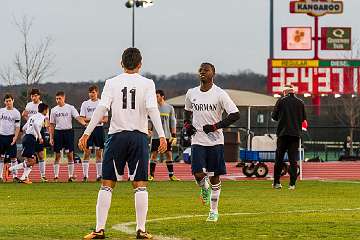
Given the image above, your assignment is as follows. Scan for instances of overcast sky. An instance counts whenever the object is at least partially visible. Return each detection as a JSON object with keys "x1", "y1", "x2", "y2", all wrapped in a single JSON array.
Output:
[{"x1": 1, "y1": 0, "x2": 359, "y2": 83}]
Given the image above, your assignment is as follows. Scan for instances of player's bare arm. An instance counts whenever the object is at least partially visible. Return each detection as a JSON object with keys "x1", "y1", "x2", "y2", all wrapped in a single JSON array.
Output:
[
  {"x1": 49, "y1": 123, "x2": 55, "y2": 146},
  {"x1": 11, "y1": 126, "x2": 20, "y2": 145},
  {"x1": 75, "y1": 116, "x2": 87, "y2": 127}
]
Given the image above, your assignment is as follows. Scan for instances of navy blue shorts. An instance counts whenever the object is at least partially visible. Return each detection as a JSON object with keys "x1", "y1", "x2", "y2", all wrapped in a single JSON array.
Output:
[
  {"x1": 87, "y1": 126, "x2": 105, "y2": 149},
  {"x1": 0, "y1": 135, "x2": 17, "y2": 158},
  {"x1": 102, "y1": 131, "x2": 149, "y2": 181},
  {"x1": 34, "y1": 127, "x2": 46, "y2": 152},
  {"x1": 54, "y1": 129, "x2": 74, "y2": 153},
  {"x1": 22, "y1": 134, "x2": 37, "y2": 158},
  {"x1": 191, "y1": 144, "x2": 226, "y2": 176}
]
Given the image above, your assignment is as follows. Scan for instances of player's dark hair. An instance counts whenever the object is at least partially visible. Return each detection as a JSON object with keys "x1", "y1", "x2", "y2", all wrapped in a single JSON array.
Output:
[
  {"x1": 156, "y1": 89, "x2": 165, "y2": 97},
  {"x1": 56, "y1": 91, "x2": 65, "y2": 97},
  {"x1": 88, "y1": 85, "x2": 99, "y2": 92},
  {"x1": 30, "y1": 88, "x2": 41, "y2": 96},
  {"x1": 4, "y1": 94, "x2": 13, "y2": 101},
  {"x1": 38, "y1": 103, "x2": 49, "y2": 113},
  {"x1": 122, "y1": 47, "x2": 142, "y2": 70},
  {"x1": 201, "y1": 62, "x2": 216, "y2": 74}
]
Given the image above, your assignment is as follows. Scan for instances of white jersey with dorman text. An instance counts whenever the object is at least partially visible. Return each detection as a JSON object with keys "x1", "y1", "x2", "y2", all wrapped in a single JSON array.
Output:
[
  {"x1": 0, "y1": 107, "x2": 21, "y2": 136},
  {"x1": 80, "y1": 99, "x2": 108, "y2": 126},
  {"x1": 50, "y1": 104, "x2": 79, "y2": 130},
  {"x1": 24, "y1": 113, "x2": 46, "y2": 139},
  {"x1": 185, "y1": 85, "x2": 239, "y2": 146},
  {"x1": 99, "y1": 73, "x2": 158, "y2": 135},
  {"x1": 25, "y1": 101, "x2": 49, "y2": 119}
]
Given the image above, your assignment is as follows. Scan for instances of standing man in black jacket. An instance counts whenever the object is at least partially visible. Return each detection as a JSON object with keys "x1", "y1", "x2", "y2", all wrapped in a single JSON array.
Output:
[{"x1": 272, "y1": 85, "x2": 306, "y2": 190}]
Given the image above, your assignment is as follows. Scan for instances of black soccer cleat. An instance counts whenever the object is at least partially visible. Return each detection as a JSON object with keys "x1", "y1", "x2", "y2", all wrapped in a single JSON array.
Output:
[
  {"x1": 68, "y1": 177, "x2": 76, "y2": 182},
  {"x1": 136, "y1": 229, "x2": 153, "y2": 239},
  {"x1": 83, "y1": 229, "x2": 105, "y2": 239}
]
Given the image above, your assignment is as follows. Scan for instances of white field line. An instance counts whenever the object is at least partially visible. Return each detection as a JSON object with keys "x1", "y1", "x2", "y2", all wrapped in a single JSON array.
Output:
[{"x1": 112, "y1": 207, "x2": 360, "y2": 240}]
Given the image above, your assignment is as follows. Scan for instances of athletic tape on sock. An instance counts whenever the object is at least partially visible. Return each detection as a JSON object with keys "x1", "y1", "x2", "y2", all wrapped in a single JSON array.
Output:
[
  {"x1": 134, "y1": 187, "x2": 147, "y2": 193},
  {"x1": 100, "y1": 186, "x2": 113, "y2": 192}
]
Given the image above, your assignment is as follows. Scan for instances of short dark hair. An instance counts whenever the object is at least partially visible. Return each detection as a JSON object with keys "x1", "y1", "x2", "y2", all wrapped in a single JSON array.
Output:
[
  {"x1": 4, "y1": 94, "x2": 13, "y2": 101},
  {"x1": 122, "y1": 47, "x2": 142, "y2": 70},
  {"x1": 56, "y1": 91, "x2": 65, "y2": 97},
  {"x1": 88, "y1": 85, "x2": 99, "y2": 92},
  {"x1": 38, "y1": 103, "x2": 49, "y2": 113},
  {"x1": 30, "y1": 88, "x2": 41, "y2": 96},
  {"x1": 156, "y1": 89, "x2": 165, "y2": 97},
  {"x1": 201, "y1": 62, "x2": 216, "y2": 74}
]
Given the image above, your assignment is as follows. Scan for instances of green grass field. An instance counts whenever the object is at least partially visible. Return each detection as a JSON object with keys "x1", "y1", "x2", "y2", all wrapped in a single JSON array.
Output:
[{"x1": 1, "y1": 181, "x2": 359, "y2": 240}]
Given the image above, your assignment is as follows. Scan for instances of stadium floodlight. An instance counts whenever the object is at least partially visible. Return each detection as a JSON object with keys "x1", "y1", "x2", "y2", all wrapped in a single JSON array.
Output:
[
  {"x1": 334, "y1": 94, "x2": 341, "y2": 98},
  {"x1": 125, "y1": 0, "x2": 154, "y2": 8},
  {"x1": 125, "y1": 0, "x2": 155, "y2": 47},
  {"x1": 304, "y1": 93, "x2": 311, "y2": 98}
]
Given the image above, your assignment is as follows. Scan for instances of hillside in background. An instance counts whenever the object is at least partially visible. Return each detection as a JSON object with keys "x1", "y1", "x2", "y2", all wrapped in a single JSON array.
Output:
[{"x1": 0, "y1": 70, "x2": 267, "y2": 109}]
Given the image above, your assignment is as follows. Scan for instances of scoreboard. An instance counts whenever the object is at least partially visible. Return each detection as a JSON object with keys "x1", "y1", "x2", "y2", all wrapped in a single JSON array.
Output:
[{"x1": 268, "y1": 59, "x2": 360, "y2": 94}]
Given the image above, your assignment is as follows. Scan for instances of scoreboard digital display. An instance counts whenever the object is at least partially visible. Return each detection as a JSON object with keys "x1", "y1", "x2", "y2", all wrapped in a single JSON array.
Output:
[{"x1": 268, "y1": 59, "x2": 360, "y2": 94}]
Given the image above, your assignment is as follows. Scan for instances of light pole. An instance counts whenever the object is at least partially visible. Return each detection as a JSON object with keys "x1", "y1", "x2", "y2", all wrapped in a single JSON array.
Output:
[{"x1": 125, "y1": 0, "x2": 154, "y2": 47}]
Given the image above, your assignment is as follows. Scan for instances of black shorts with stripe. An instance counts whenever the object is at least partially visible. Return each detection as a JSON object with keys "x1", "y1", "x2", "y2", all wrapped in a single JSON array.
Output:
[
  {"x1": 53, "y1": 129, "x2": 74, "y2": 153},
  {"x1": 87, "y1": 126, "x2": 105, "y2": 149},
  {"x1": 0, "y1": 135, "x2": 17, "y2": 158}
]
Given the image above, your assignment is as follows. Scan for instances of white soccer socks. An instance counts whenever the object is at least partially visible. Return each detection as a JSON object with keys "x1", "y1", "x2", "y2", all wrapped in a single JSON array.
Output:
[
  {"x1": 96, "y1": 186, "x2": 113, "y2": 232},
  {"x1": 134, "y1": 187, "x2": 148, "y2": 232},
  {"x1": 38, "y1": 160, "x2": 46, "y2": 178},
  {"x1": 82, "y1": 160, "x2": 89, "y2": 178},
  {"x1": 210, "y1": 182, "x2": 221, "y2": 214},
  {"x1": 21, "y1": 166, "x2": 33, "y2": 180},
  {"x1": 68, "y1": 161, "x2": 74, "y2": 178},
  {"x1": 10, "y1": 159, "x2": 18, "y2": 178},
  {"x1": 53, "y1": 163, "x2": 60, "y2": 178},
  {"x1": 96, "y1": 161, "x2": 102, "y2": 178},
  {"x1": 0, "y1": 160, "x2": 4, "y2": 179},
  {"x1": 9, "y1": 161, "x2": 26, "y2": 172}
]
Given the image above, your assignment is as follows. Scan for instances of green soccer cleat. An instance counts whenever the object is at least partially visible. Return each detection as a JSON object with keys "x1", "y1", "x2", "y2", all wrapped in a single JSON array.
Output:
[
  {"x1": 200, "y1": 187, "x2": 211, "y2": 205},
  {"x1": 206, "y1": 212, "x2": 219, "y2": 222}
]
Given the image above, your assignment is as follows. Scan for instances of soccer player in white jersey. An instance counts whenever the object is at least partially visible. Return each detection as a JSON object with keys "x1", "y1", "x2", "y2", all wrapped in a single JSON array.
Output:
[
  {"x1": 22, "y1": 88, "x2": 49, "y2": 182},
  {"x1": 49, "y1": 91, "x2": 87, "y2": 182},
  {"x1": 9, "y1": 103, "x2": 49, "y2": 184},
  {"x1": 183, "y1": 63, "x2": 240, "y2": 222},
  {"x1": 80, "y1": 85, "x2": 108, "y2": 182},
  {"x1": 0, "y1": 94, "x2": 21, "y2": 182},
  {"x1": 79, "y1": 48, "x2": 167, "y2": 240}
]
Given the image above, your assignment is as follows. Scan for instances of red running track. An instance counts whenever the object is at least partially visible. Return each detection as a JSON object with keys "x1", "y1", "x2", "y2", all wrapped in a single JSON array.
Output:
[{"x1": 2, "y1": 162, "x2": 360, "y2": 183}]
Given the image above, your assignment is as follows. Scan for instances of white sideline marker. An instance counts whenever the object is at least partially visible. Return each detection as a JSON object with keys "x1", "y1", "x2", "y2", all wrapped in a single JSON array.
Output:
[{"x1": 113, "y1": 207, "x2": 360, "y2": 240}]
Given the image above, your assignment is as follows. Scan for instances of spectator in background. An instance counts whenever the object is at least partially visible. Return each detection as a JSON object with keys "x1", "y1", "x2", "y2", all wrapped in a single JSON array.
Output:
[
  {"x1": 272, "y1": 85, "x2": 306, "y2": 190},
  {"x1": 343, "y1": 136, "x2": 351, "y2": 157}
]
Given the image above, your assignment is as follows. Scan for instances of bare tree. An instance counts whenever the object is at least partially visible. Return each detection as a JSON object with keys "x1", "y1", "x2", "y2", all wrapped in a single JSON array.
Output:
[
  {"x1": 1, "y1": 16, "x2": 55, "y2": 93},
  {"x1": 0, "y1": 65, "x2": 16, "y2": 86}
]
